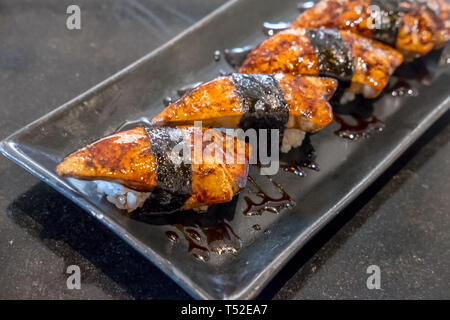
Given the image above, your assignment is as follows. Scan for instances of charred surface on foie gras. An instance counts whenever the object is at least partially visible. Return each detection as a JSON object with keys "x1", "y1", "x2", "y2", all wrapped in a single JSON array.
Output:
[
  {"x1": 397, "y1": 0, "x2": 450, "y2": 57},
  {"x1": 165, "y1": 230, "x2": 179, "y2": 243},
  {"x1": 179, "y1": 127, "x2": 251, "y2": 211},
  {"x1": 292, "y1": 0, "x2": 400, "y2": 47},
  {"x1": 252, "y1": 224, "x2": 261, "y2": 231},
  {"x1": 291, "y1": 0, "x2": 450, "y2": 59},
  {"x1": 56, "y1": 127, "x2": 157, "y2": 191},
  {"x1": 239, "y1": 28, "x2": 403, "y2": 98},
  {"x1": 334, "y1": 114, "x2": 385, "y2": 140},
  {"x1": 135, "y1": 200, "x2": 242, "y2": 261},
  {"x1": 153, "y1": 76, "x2": 243, "y2": 128},
  {"x1": 152, "y1": 73, "x2": 337, "y2": 133},
  {"x1": 297, "y1": 1, "x2": 315, "y2": 13},
  {"x1": 172, "y1": 222, "x2": 242, "y2": 261},
  {"x1": 177, "y1": 82, "x2": 204, "y2": 97},
  {"x1": 56, "y1": 126, "x2": 250, "y2": 213},
  {"x1": 213, "y1": 49, "x2": 221, "y2": 62}
]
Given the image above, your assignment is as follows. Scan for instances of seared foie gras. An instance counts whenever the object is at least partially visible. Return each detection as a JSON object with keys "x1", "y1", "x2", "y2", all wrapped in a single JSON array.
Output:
[
  {"x1": 239, "y1": 28, "x2": 403, "y2": 98},
  {"x1": 291, "y1": 0, "x2": 450, "y2": 58},
  {"x1": 152, "y1": 73, "x2": 337, "y2": 153},
  {"x1": 56, "y1": 126, "x2": 250, "y2": 213},
  {"x1": 152, "y1": 73, "x2": 337, "y2": 132}
]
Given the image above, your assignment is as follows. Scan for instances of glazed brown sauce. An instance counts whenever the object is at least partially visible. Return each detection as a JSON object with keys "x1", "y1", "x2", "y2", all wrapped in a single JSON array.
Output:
[
  {"x1": 165, "y1": 231, "x2": 179, "y2": 243},
  {"x1": 170, "y1": 222, "x2": 242, "y2": 261},
  {"x1": 243, "y1": 176, "x2": 295, "y2": 216},
  {"x1": 334, "y1": 114, "x2": 385, "y2": 141}
]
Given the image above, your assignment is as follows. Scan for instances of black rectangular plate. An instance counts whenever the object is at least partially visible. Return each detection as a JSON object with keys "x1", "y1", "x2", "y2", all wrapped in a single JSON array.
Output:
[{"x1": 1, "y1": 0, "x2": 449, "y2": 299}]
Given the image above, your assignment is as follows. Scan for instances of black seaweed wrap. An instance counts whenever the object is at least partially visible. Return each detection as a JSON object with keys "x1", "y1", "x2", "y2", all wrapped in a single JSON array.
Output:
[
  {"x1": 370, "y1": 0, "x2": 400, "y2": 47},
  {"x1": 231, "y1": 73, "x2": 289, "y2": 133},
  {"x1": 142, "y1": 126, "x2": 192, "y2": 213},
  {"x1": 306, "y1": 29, "x2": 355, "y2": 81}
]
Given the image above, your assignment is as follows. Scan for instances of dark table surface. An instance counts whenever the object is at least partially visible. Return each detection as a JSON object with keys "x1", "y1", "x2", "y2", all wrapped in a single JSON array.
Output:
[{"x1": 0, "y1": 0, "x2": 448, "y2": 300}]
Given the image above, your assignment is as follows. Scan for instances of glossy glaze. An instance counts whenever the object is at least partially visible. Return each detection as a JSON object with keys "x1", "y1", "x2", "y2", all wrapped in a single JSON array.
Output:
[
  {"x1": 291, "y1": 0, "x2": 450, "y2": 58},
  {"x1": 152, "y1": 73, "x2": 337, "y2": 132},
  {"x1": 57, "y1": 126, "x2": 250, "y2": 212},
  {"x1": 240, "y1": 28, "x2": 403, "y2": 98},
  {"x1": 243, "y1": 176, "x2": 295, "y2": 216}
]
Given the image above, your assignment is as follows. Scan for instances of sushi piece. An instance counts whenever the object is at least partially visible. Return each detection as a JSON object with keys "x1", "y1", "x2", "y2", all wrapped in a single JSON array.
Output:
[
  {"x1": 56, "y1": 126, "x2": 250, "y2": 213},
  {"x1": 151, "y1": 73, "x2": 338, "y2": 153},
  {"x1": 239, "y1": 28, "x2": 403, "y2": 98},
  {"x1": 291, "y1": 0, "x2": 450, "y2": 59}
]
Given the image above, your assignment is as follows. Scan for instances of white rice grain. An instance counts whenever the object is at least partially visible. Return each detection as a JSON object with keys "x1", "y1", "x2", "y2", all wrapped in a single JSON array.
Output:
[
  {"x1": 281, "y1": 129, "x2": 306, "y2": 153},
  {"x1": 95, "y1": 181, "x2": 150, "y2": 212}
]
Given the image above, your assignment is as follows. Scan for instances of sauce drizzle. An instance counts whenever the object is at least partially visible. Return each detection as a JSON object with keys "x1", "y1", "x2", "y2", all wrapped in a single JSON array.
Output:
[
  {"x1": 170, "y1": 221, "x2": 242, "y2": 261},
  {"x1": 243, "y1": 176, "x2": 295, "y2": 216},
  {"x1": 334, "y1": 114, "x2": 385, "y2": 141},
  {"x1": 165, "y1": 231, "x2": 179, "y2": 243}
]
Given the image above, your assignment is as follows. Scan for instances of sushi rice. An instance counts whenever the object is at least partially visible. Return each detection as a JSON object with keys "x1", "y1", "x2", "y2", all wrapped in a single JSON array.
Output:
[
  {"x1": 94, "y1": 180, "x2": 209, "y2": 213},
  {"x1": 95, "y1": 180, "x2": 150, "y2": 213},
  {"x1": 281, "y1": 129, "x2": 306, "y2": 153},
  {"x1": 94, "y1": 128, "x2": 306, "y2": 212}
]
